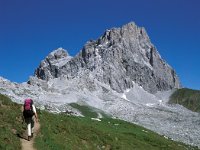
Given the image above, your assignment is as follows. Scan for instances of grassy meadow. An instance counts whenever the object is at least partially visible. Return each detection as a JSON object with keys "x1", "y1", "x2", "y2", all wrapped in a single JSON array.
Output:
[
  {"x1": 0, "y1": 93, "x2": 199, "y2": 150},
  {"x1": 169, "y1": 88, "x2": 200, "y2": 112}
]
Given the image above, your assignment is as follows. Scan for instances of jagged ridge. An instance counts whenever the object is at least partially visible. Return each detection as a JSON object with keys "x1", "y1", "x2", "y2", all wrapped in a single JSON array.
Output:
[{"x1": 34, "y1": 22, "x2": 181, "y2": 93}]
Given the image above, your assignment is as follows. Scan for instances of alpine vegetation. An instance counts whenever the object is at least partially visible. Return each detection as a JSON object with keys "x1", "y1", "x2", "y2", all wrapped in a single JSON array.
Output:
[
  {"x1": 1, "y1": 94, "x2": 197, "y2": 150},
  {"x1": 0, "y1": 22, "x2": 199, "y2": 148}
]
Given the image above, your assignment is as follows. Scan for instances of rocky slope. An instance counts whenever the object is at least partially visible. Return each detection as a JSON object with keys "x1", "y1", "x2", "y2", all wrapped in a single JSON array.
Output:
[{"x1": 34, "y1": 22, "x2": 181, "y2": 93}]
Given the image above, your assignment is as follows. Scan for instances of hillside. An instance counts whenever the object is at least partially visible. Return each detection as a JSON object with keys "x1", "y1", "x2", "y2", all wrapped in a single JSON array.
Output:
[
  {"x1": 35, "y1": 104, "x2": 199, "y2": 150},
  {"x1": 169, "y1": 88, "x2": 200, "y2": 112},
  {"x1": 0, "y1": 94, "x2": 25, "y2": 150},
  {"x1": 0, "y1": 94, "x2": 199, "y2": 149}
]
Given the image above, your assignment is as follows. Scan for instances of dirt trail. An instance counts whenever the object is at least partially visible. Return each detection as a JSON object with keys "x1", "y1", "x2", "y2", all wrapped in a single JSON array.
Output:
[{"x1": 20, "y1": 121, "x2": 40, "y2": 150}]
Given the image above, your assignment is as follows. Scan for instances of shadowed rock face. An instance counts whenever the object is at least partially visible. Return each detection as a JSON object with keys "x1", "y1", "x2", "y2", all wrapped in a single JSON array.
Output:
[{"x1": 34, "y1": 22, "x2": 181, "y2": 93}]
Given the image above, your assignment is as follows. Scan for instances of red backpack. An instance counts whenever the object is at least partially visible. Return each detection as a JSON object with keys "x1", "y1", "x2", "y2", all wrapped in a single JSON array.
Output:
[
  {"x1": 23, "y1": 99, "x2": 34, "y2": 118},
  {"x1": 24, "y1": 99, "x2": 33, "y2": 110}
]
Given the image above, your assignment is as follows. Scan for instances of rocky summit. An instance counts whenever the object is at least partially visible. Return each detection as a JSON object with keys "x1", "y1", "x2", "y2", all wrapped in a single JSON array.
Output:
[
  {"x1": 35, "y1": 47, "x2": 72, "y2": 80},
  {"x1": 34, "y1": 22, "x2": 181, "y2": 93}
]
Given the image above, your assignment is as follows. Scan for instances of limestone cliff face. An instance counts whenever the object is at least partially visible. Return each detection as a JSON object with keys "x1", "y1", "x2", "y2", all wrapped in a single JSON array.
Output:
[{"x1": 34, "y1": 22, "x2": 181, "y2": 93}]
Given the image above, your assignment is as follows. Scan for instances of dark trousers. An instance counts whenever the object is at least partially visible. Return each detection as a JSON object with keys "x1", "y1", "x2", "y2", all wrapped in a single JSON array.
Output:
[{"x1": 25, "y1": 117, "x2": 34, "y2": 136}]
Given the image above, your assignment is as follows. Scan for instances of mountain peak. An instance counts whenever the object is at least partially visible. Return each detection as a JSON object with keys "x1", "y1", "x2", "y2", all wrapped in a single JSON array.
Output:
[
  {"x1": 34, "y1": 48, "x2": 72, "y2": 80},
  {"x1": 48, "y1": 47, "x2": 69, "y2": 60},
  {"x1": 122, "y1": 21, "x2": 136, "y2": 29},
  {"x1": 34, "y1": 22, "x2": 181, "y2": 93}
]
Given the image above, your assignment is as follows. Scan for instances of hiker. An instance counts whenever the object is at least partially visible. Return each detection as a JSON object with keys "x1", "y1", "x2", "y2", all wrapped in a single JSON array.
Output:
[{"x1": 22, "y1": 98, "x2": 38, "y2": 141}]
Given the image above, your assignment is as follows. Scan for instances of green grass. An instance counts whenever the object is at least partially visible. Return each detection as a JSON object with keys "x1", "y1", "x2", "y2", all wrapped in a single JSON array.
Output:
[
  {"x1": 0, "y1": 94, "x2": 25, "y2": 150},
  {"x1": 169, "y1": 88, "x2": 200, "y2": 112},
  {"x1": 0, "y1": 93, "x2": 199, "y2": 150},
  {"x1": 35, "y1": 108, "x2": 199, "y2": 150},
  {"x1": 69, "y1": 103, "x2": 110, "y2": 118}
]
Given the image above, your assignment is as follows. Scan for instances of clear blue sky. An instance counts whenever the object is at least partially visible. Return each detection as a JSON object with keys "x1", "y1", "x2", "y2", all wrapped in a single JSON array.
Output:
[{"x1": 0, "y1": 0, "x2": 199, "y2": 90}]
